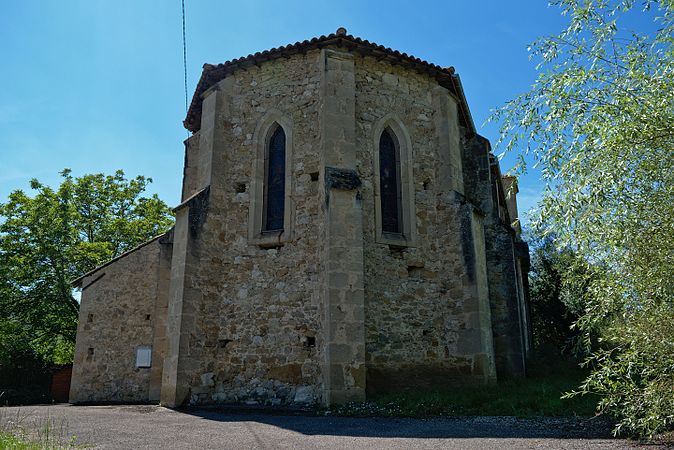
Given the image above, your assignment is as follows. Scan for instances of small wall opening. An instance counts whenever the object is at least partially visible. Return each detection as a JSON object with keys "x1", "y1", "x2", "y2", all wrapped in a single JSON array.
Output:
[
  {"x1": 145, "y1": 314, "x2": 151, "y2": 321},
  {"x1": 309, "y1": 171, "x2": 319, "y2": 181},
  {"x1": 235, "y1": 182, "x2": 246, "y2": 193},
  {"x1": 408, "y1": 266, "x2": 424, "y2": 278},
  {"x1": 389, "y1": 245, "x2": 405, "y2": 257},
  {"x1": 304, "y1": 336, "x2": 316, "y2": 348},
  {"x1": 87, "y1": 313, "x2": 94, "y2": 323},
  {"x1": 218, "y1": 339, "x2": 233, "y2": 349}
]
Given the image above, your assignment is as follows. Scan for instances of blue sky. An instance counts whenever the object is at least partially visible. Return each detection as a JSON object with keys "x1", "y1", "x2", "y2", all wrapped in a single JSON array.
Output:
[{"x1": 1, "y1": 0, "x2": 573, "y2": 220}]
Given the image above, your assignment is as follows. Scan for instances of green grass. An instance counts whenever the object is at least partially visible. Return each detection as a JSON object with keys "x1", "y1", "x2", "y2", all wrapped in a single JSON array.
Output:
[
  {"x1": 0, "y1": 410, "x2": 88, "y2": 450},
  {"x1": 0, "y1": 428, "x2": 85, "y2": 450},
  {"x1": 326, "y1": 358, "x2": 599, "y2": 418},
  {"x1": 0, "y1": 431, "x2": 46, "y2": 449}
]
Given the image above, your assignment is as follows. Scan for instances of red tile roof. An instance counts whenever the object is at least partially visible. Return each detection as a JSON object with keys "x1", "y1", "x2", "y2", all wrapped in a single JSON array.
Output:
[{"x1": 184, "y1": 28, "x2": 475, "y2": 134}]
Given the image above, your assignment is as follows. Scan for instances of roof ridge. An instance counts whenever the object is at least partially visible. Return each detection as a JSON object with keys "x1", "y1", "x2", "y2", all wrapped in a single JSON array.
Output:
[{"x1": 204, "y1": 31, "x2": 453, "y2": 73}]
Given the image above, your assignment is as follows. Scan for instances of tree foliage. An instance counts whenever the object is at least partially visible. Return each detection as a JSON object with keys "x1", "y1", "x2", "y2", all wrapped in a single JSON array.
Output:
[
  {"x1": 0, "y1": 170, "x2": 173, "y2": 367},
  {"x1": 527, "y1": 236, "x2": 588, "y2": 355},
  {"x1": 491, "y1": 0, "x2": 674, "y2": 438}
]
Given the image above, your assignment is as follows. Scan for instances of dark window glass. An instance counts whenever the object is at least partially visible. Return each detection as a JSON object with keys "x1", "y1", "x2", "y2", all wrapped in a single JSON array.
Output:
[
  {"x1": 264, "y1": 125, "x2": 286, "y2": 231},
  {"x1": 379, "y1": 129, "x2": 402, "y2": 234}
]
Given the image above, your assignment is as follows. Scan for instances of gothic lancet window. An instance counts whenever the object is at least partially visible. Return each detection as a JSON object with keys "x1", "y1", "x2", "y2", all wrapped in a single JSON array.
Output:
[
  {"x1": 263, "y1": 124, "x2": 286, "y2": 232},
  {"x1": 379, "y1": 128, "x2": 403, "y2": 234}
]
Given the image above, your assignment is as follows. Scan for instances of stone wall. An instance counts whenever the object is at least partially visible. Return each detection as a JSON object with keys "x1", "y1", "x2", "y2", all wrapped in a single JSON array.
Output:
[
  {"x1": 149, "y1": 232, "x2": 172, "y2": 401},
  {"x1": 70, "y1": 235, "x2": 171, "y2": 403},
  {"x1": 353, "y1": 55, "x2": 496, "y2": 393},
  {"x1": 73, "y1": 42, "x2": 529, "y2": 407},
  {"x1": 163, "y1": 49, "x2": 501, "y2": 404},
  {"x1": 318, "y1": 49, "x2": 367, "y2": 404},
  {"x1": 462, "y1": 133, "x2": 527, "y2": 379},
  {"x1": 484, "y1": 220, "x2": 526, "y2": 378},
  {"x1": 162, "y1": 50, "x2": 326, "y2": 407},
  {"x1": 181, "y1": 134, "x2": 202, "y2": 201}
]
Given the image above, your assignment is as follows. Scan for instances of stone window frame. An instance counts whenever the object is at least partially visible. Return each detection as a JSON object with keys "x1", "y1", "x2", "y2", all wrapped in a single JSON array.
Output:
[
  {"x1": 372, "y1": 114, "x2": 417, "y2": 247},
  {"x1": 248, "y1": 109, "x2": 294, "y2": 247}
]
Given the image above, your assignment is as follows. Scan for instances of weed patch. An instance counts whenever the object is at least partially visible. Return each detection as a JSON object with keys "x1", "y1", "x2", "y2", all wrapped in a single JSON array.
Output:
[
  {"x1": 325, "y1": 358, "x2": 598, "y2": 418},
  {"x1": 0, "y1": 409, "x2": 89, "y2": 449}
]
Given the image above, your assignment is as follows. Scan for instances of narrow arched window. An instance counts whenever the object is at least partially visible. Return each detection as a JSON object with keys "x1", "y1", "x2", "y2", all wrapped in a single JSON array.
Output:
[
  {"x1": 379, "y1": 128, "x2": 402, "y2": 234},
  {"x1": 263, "y1": 124, "x2": 286, "y2": 232}
]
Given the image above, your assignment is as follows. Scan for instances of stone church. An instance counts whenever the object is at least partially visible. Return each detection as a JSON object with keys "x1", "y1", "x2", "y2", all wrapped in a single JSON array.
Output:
[{"x1": 69, "y1": 28, "x2": 531, "y2": 407}]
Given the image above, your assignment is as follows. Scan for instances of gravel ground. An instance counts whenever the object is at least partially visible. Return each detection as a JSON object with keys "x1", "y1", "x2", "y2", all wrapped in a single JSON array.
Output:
[{"x1": 0, "y1": 404, "x2": 661, "y2": 449}]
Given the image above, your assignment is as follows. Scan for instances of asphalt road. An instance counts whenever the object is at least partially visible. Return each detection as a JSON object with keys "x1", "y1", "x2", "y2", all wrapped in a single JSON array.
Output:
[{"x1": 0, "y1": 404, "x2": 652, "y2": 449}]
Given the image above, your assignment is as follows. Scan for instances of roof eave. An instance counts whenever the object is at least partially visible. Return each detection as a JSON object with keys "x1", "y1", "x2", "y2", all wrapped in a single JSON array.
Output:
[
  {"x1": 449, "y1": 74, "x2": 477, "y2": 135},
  {"x1": 70, "y1": 231, "x2": 171, "y2": 288},
  {"x1": 183, "y1": 32, "x2": 459, "y2": 133}
]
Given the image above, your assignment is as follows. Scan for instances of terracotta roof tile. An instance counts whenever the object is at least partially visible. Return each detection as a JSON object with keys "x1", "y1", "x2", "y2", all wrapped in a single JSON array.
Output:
[{"x1": 184, "y1": 29, "x2": 474, "y2": 134}]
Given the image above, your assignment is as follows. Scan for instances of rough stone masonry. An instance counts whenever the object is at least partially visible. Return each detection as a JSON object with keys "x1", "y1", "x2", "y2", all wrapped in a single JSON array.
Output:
[{"x1": 69, "y1": 28, "x2": 531, "y2": 407}]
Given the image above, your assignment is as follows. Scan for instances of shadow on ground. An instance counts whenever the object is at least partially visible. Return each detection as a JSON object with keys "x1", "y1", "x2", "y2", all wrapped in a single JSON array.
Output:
[{"x1": 181, "y1": 407, "x2": 617, "y2": 440}]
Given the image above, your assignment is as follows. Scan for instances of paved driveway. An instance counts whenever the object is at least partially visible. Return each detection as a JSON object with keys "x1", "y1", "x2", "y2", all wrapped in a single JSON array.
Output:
[{"x1": 0, "y1": 404, "x2": 651, "y2": 449}]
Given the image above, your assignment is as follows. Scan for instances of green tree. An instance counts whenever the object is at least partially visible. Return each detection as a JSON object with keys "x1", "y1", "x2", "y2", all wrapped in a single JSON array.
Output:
[
  {"x1": 491, "y1": 0, "x2": 674, "y2": 438},
  {"x1": 0, "y1": 169, "x2": 173, "y2": 366},
  {"x1": 528, "y1": 236, "x2": 586, "y2": 355}
]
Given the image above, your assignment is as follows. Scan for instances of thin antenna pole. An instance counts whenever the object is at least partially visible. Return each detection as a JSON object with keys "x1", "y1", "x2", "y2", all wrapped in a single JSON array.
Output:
[{"x1": 181, "y1": 0, "x2": 188, "y2": 114}]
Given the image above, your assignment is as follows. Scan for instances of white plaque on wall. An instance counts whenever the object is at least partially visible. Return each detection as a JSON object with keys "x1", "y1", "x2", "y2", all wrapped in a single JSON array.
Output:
[{"x1": 135, "y1": 346, "x2": 152, "y2": 368}]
